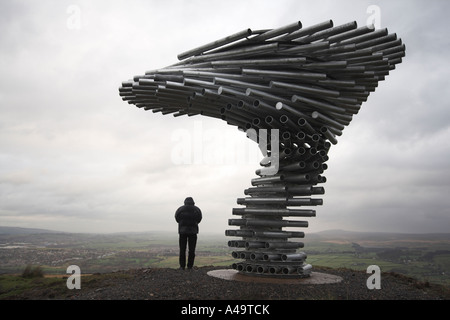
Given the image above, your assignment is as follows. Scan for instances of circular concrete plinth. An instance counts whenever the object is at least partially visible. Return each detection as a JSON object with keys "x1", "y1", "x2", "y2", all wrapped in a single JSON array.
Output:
[{"x1": 207, "y1": 269, "x2": 343, "y2": 285}]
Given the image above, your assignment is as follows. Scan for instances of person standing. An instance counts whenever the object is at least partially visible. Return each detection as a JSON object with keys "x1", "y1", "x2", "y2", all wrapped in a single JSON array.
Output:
[{"x1": 175, "y1": 197, "x2": 202, "y2": 270}]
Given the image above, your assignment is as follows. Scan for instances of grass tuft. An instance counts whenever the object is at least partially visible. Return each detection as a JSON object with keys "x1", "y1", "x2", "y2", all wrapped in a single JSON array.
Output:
[{"x1": 21, "y1": 264, "x2": 45, "y2": 279}]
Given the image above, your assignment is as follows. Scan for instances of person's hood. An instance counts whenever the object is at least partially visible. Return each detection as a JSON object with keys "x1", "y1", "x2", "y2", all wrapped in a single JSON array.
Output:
[{"x1": 184, "y1": 197, "x2": 195, "y2": 205}]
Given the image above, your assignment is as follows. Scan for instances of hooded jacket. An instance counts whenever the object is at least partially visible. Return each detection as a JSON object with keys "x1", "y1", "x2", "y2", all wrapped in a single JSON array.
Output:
[{"x1": 175, "y1": 197, "x2": 202, "y2": 235}]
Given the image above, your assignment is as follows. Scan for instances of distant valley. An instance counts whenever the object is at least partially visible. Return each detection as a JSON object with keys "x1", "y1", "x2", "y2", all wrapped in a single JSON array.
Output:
[{"x1": 1, "y1": 226, "x2": 449, "y2": 286}]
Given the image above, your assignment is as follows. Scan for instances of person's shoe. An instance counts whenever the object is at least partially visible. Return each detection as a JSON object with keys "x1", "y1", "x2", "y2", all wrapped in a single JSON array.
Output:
[{"x1": 178, "y1": 267, "x2": 185, "y2": 270}]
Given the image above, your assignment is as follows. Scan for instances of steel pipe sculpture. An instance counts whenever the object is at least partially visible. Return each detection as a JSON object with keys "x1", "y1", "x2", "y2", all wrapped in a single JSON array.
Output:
[{"x1": 119, "y1": 19, "x2": 405, "y2": 278}]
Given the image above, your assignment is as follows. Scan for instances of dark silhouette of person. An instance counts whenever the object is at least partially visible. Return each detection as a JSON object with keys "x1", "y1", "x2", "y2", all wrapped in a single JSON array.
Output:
[{"x1": 175, "y1": 197, "x2": 202, "y2": 270}]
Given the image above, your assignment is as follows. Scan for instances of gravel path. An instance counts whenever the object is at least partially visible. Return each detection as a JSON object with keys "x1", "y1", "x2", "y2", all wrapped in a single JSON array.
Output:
[
  {"x1": 57, "y1": 266, "x2": 448, "y2": 301},
  {"x1": 6, "y1": 266, "x2": 447, "y2": 319}
]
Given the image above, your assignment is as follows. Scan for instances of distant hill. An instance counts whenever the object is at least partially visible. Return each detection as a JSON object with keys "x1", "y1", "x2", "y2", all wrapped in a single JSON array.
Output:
[
  {"x1": 1, "y1": 225, "x2": 449, "y2": 240},
  {"x1": 309, "y1": 229, "x2": 450, "y2": 241},
  {"x1": 0, "y1": 226, "x2": 63, "y2": 235}
]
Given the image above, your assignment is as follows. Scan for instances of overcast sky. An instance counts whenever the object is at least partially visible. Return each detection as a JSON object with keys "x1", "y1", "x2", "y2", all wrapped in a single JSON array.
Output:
[{"x1": 0, "y1": 0, "x2": 449, "y2": 235}]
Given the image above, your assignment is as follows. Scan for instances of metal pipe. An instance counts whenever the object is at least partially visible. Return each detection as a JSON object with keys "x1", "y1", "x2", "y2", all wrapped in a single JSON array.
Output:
[
  {"x1": 257, "y1": 265, "x2": 269, "y2": 274},
  {"x1": 218, "y1": 86, "x2": 252, "y2": 104},
  {"x1": 281, "y1": 41, "x2": 330, "y2": 54},
  {"x1": 227, "y1": 240, "x2": 246, "y2": 248},
  {"x1": 271, "y1": 80, "x2": 340, "y2": 98},
  {"x1": 303, "y1": 60, "x2": 348, "y2": 70},
  {"x1": 250, "y1": 21, "x2": 302, "y2": 42},
  {"x1": 250, "y1": 252, "x2": 265, "y2": 260},
  {"x1": 245, "y1": 219, "x2": 309, "y2": 228},
  {"x1": 251, "y1": 175, "x2": 284, "y2": 185},
  {"x1": 252, "y1": 100, "x2": 280, "y2": 118},
  {"x1": 276, "y1": 102, "x2": 309, "y2": 119},
  {"x1": 283, "y1": 173, "x2": 310, "y2": 183},
  {"x1": 245, "y1": 241, "x2": 266, "y2": 249},
  {"x1": 214, "y1": 77, "x2": 271, "y2": 92},
  {"x1": 321, "y1": 126, "x2": 338, "y2": 145},
  {"x1": 246, "y1": 88, "x2": 291, "y2": 106},
  {"x1": 371, "y1": 39, "x2": 403, "y2": 53},
  {"x1": 340, "y1": 28, "x2": 388, "y2": 46},
  {"x1": 356, "y1": 33, "x2": 398, "y2": 51},
  {"x1": 177, "y1": 28, "x2": 253, "y2": 60},
  {"x1": 246, "y1": 264, "x2": 257, "y2": 273},
  {"x1": 263, "y1": 253, "x2": 282, "y2": 261},
  {"x1": 253, "y1": 231, "x2": 305, "y2": 238},
  {"x1": 231, "y1": 251, "x2": 241, "y2": 259},
  {"x1": 312, "y1": 111, "x2": 346, "y2": 130},
  {"x1": 297, "y1": 118, "x2": 317, "y2": 135},
  {"x1": 265, "y1": 115, "x2": 282, "y2": 128},
  {"x1": 212, "y1": 57, "x2": 306, "y2": 67},
  {"x1": 269, "y1": 266, "x2": 282, "y2": 274},
  {"x1": 281, "y1": 252, "x2": 307, "y2": 261},
  {"x1": 233, "y1": 207, "x2": 316, "y2": 217},
  {"x1": 244, "y1": 186, "x2": 288, "y2": 195},
  {"x1": 183, "y1": 69, "x2": 247, "y2": 80},
  {"x1": 225, "y1": 229, "x2": 254, "y2": 237},
  {"x1": 282, "y1": 266, "x2": 298, "y2": 275},
  {"x1": 183, "y1": 77, "x2": 217, "y2": 90},
  {"x1": 237, "y1": 197, "x2": 320, "y2": 205},
  {"x1": 279, "y1": 114, "x2": 299, "y2": 131},
  {"x1": 187, "y1": 42, "x2": 279, "y2": 63},
  {"x1": 292, "y1": 95, "x2": 347, "y2": 114},
  {"x1": 298, "y1": 264, "x2": 313, "y2": 274},
  {"x1": 231, "y1": 218, "x2": 306, "y2": 229},
  {"x1": 240, "y1": 251, "x2": 252, "y2": 259},
  {"x1": 242, "y1": 68, "x2": 327, "y2": 81},
  {"x1": 327, "y1": 25, "x2": 375, "y2": 44},
  {"x1": 265, "y1": 241, "x2": 304, "y2": 249},
  {"x1": 298, "y1": 21, "x2": 357, "y2": 43},
  {"x1": 279, "y1": 20, "x2": 333, "y2": 41},
  {"x1": 280, "y1": 161, "x2": 306, "y2": 171}
]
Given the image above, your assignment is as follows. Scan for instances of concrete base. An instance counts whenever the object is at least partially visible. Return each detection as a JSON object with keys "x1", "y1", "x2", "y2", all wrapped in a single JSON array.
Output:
[{"x1": 207, "y1": 269, "x2": 343, "y2": 285}]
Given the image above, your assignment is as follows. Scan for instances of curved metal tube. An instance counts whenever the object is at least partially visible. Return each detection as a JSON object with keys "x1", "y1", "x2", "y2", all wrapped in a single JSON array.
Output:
[{"x1": 177, "y1": 28, "x2": 253, "y2": 60}]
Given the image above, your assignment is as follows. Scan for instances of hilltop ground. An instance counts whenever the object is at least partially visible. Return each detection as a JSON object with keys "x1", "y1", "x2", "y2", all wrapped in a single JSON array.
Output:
[{"x1": 3, "y1": 265, "x2": 449, "y2": 301}]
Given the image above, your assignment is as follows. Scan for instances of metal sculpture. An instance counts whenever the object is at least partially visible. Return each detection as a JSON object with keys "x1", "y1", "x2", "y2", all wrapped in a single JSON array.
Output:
[{"x1": 119, "y1": 19, "x2": 405, "y2": 278}]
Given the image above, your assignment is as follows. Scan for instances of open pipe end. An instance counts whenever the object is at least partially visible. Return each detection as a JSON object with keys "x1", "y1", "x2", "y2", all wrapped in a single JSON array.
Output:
[
  {"x1": 257, "y1": 266, "x2": 266, "y2": 274},
  {"x1": 269, "y1": 267, "x2": 279, "y2": 274}
]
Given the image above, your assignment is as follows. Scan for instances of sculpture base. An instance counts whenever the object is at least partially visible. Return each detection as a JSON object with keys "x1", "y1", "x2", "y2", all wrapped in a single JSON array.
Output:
[{"x1": 207, "y1": 269, "x2": 343, "y2": 285}]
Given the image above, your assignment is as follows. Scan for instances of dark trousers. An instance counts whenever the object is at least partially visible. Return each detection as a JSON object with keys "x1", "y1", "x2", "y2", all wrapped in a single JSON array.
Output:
[{"x1": 179, "y1": 234, "x2": 197, "y2": 269}]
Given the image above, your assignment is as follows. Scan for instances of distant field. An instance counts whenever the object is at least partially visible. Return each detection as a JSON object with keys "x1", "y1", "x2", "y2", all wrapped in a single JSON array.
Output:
[
  {"x1": 1, "y1": 230, "x2": 449, "y2": 286},
  {"x1": 303, "y1": 233, "x2": 450, "y2": 286}
]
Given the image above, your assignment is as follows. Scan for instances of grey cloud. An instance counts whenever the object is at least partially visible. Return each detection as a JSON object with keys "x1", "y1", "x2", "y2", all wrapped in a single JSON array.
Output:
[{"x1": 0, "y1": 0, "x2": 449, "y2": 234}]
